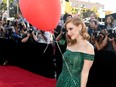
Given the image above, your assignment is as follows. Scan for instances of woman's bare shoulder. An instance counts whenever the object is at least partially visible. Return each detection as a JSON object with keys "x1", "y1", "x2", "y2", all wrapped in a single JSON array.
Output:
[{"x1": 86, "y1": 41, "x2": 95, "y2": 55}]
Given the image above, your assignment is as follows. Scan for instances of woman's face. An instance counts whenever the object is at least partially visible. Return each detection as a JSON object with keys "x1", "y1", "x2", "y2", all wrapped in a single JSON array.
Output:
[
  {"x1": 89, "y1": 21, "x2": 96, "y2": 29},
  {"x1": 66, "y1": 22, "x2": 82, "y2": 40},
  {"x1": 106, "y1": 17, "x2": 112, "y2": 24}
]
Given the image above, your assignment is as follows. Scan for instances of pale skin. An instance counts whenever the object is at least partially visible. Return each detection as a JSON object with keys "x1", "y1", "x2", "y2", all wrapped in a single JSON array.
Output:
[
  {"x1": 109, "y1": 37, "x2": 116, "y2": 51},
  {"x1": 95, "y1": 34, "x2": 108, "y2": 50},
  {"x1": 66, "y1": 22, "x2": 94, "y2": 87},
  {"x1": 21, "y1": 31, "x2": 38, "y2": 43},
  {"x1": 95, "y1": 34, "x2": 116, "y2": 51}
]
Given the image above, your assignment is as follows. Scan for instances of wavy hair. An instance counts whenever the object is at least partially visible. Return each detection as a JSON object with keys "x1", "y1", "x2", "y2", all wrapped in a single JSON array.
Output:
[
  {"x1": 65, "y1": 17, "x2": 90, "y2": 44},
  {"x1": 105, "y1": 15, "x2": 114, "y2": 28}
]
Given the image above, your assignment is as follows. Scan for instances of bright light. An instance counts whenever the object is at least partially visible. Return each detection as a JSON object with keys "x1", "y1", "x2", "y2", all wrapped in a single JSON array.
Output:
[
  {"x1": 81, "y1": 0, "x2": 116, "y2": 13},
  {"x1": 0, "y1": 0, "x2": 2, "y2": 4}
]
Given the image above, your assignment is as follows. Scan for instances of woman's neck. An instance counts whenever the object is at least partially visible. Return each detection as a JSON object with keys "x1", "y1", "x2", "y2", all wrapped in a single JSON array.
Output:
[{"x1": 76, "y1": 35, "x2": 85, "y2": 44}]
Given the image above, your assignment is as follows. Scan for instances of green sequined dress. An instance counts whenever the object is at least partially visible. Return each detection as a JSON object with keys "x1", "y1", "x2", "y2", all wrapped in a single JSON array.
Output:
[{"x1": 56, "y1": 49, "x2": 94, "y2": 87}]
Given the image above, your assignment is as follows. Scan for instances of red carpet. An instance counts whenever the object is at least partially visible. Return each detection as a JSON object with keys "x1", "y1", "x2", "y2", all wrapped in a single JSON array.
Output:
[{"x1": 0, "y1": 66, "x2": 56, "y2": 87}]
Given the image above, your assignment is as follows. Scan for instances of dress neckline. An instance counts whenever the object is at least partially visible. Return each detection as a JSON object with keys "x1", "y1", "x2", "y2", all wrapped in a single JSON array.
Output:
[{"x1": 66, "y1": 49, "x2": 94, "y2": 56}]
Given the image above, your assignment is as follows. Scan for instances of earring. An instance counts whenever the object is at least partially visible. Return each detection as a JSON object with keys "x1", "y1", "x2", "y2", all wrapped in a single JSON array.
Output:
[{"x1": 79, "y1": 30, "x2": 82, "y2": 35}]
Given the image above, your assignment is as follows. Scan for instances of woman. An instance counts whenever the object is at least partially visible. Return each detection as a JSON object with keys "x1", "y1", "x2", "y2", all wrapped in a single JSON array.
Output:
[
  {"x1": 104, "y1": 15, "x2": 116, "y2": 52},
  {"x1": 56, "y1": 17, "x2": 94, "y2": 87}
]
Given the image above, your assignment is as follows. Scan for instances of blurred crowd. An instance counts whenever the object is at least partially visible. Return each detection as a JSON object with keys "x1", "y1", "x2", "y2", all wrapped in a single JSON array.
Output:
[
  {"x1": 1, "y1": 12, "x2": 115, "y2": 53},
  {"x1": 0, "y1": 13, "x2": 53, "y2": 44}
]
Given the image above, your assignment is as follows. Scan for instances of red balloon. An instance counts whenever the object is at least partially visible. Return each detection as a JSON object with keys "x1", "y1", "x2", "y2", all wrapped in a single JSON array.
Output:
[{"x1": 19, "y1": 0, "x2": 61, "y2": 31}]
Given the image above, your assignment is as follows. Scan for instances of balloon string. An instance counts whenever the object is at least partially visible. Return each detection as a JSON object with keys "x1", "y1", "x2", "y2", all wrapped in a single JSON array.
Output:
[
  {"x1": 52, "y1": 33, "x2": 77, "y2": 86},
  {"x1": 43, "y1": 43, "x2": 49, "y2": 53},
  {"x1": 43, "y1": 30, "x2": 53, "y2": 53}
]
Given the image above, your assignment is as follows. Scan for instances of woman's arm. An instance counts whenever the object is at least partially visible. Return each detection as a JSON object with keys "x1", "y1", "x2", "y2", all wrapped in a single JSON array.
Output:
[
  {"x1": 112, "y1": 41, "x2": 116, "y2": 51},
  {"x1": 94, "y1": 40, "x2": 101, "y2": 50},
  {"x1": 95, "y1": 35, "x2": 108, "y2": 50},
  {"x1": 21, "y1": 33, "x2": 30, "y2": 43},
  {"x1": 109, "y1": 38, "x2": 116, "y2": 51},
  {"x1": 81, "y1": 44, "x2": 94, "y2": 87},
  {"x1": 101, "y1": 35, "x2": 108, "y2": 47},
  {"x1": 32, "y1": 31, "x2": 38, "y2": 41},
  {"x1": 81, "y1": 60, "x2": 93, "y2": 87}
]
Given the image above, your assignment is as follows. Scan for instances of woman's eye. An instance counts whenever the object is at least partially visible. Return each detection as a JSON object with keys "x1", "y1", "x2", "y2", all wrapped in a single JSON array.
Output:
[
  {"x1": 69, "y1": 28, "x2": 73, "y2": 30},
  {"x1": 65, "y1": 30, "x2": 68, "y2": 32}
]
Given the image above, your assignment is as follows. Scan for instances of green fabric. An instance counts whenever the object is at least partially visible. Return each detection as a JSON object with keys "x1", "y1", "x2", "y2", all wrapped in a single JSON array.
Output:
[
  {"x1": 58, "y1": 36, "x2": 66, "y2": 45},
  {"x1": 58, "y1": 39, "x2": 66, "y2": 45},
  {"x1": 56, "y1": 49, "x2": 94, "y2": 87}
]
